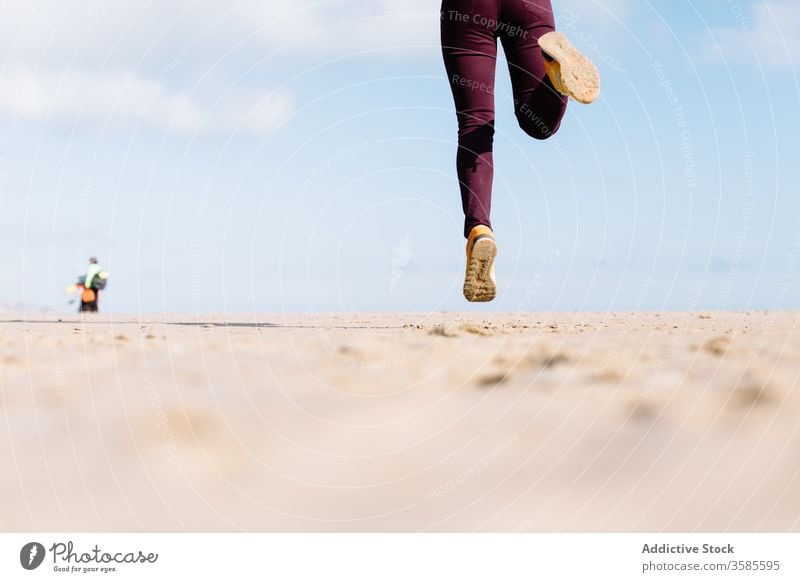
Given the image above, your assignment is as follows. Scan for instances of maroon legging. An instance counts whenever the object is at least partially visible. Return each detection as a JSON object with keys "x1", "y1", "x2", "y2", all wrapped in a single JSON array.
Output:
[{"x1": 441, "y1": 0, "x2": 568, "y2": 237}]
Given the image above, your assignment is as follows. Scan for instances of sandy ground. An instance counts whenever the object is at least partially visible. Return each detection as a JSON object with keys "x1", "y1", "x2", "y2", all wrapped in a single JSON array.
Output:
[{"x1": 1, "y1": 311, "x2": 799, "y2": 532}]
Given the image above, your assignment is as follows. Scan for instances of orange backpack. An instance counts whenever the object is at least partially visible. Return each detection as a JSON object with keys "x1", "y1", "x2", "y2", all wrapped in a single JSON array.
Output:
[{"x1": 82, "y1": 288, "x2": 96, "y2": 302}]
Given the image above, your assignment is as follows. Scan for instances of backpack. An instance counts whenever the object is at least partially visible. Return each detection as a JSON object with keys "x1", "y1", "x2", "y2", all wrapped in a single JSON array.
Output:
[{"x1": 93, "y1": 271, "x2": 108, "y2": 290}]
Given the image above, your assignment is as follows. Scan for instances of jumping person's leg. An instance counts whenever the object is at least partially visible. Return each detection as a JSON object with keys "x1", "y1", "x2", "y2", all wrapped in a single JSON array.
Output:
[
  {"x1": 441, "y1": 0, "x2": 598, "y2": 302},
  {"x1": 441, "y1": 0, "x2": 503, "y2": 302},
  {"x1": 499, "y1": 0, "x2": 568, "y2": 139},
  {"x1": 440, "y1": 0, "x2": 500, "y2": 239}
]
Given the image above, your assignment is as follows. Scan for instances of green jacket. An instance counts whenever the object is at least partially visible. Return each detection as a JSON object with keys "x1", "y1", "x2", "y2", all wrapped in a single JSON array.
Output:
[{"x1": 84, "y1": 264, "x2": 102, "y2": 289}]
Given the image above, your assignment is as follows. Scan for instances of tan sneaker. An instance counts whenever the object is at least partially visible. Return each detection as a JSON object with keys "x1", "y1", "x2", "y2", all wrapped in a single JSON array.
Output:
[
  {"x1": 539, "y1": 31, "x2": 600, "y2": 104},
  {"x1": 463, "y1": 225, "x2": 497, "y2": 302}
]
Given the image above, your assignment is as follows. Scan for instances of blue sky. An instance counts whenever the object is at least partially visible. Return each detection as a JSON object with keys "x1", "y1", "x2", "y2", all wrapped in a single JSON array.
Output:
[{"x1": 1, "y1": 0, "x2": 799, "y2": 313}]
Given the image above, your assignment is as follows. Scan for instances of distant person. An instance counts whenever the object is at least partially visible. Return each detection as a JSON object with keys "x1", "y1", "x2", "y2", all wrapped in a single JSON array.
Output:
[
  {"x1": 441, "y1": 0, "x2": 600, "y2": 301},
  {"x1": 66, "y1": 257, "x2": 109, "y2": 312}
]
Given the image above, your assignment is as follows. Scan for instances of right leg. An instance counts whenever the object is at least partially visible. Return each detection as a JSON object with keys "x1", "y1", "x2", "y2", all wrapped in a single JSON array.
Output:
[
  {"x1": 440, "y1": 0, "x2": 499, "y2": 238},
  {"x1": 499, "y1": 0, "x2": 568, "y2": 140}
]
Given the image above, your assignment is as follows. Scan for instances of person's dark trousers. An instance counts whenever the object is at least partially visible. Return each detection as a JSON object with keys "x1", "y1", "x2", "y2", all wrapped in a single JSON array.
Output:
[
  {"x1": 79, "y1": 297, "x2": 99, "y2": 312},
  {"x1": 441, "y1": 0, "x2": 568, "y2": 237}
]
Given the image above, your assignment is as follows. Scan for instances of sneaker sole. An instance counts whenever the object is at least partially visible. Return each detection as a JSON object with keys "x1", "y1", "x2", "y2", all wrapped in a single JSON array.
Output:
[
  {"x1": 463, "y1": 237, "x2": 497, "y2": 302},
  {"x1": 540, "y1": 31, "x2": 600, "y2": 104}
]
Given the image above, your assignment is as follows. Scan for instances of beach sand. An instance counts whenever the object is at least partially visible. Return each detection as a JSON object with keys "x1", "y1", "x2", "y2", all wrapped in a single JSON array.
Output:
[{"x1": 1, "y1": 311, "x2": 798, "y2": 532}]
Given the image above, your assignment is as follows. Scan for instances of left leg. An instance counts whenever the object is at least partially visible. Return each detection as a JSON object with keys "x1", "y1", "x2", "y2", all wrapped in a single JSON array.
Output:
[{"x1": 440, "y1": 0, "x2": 501, "y2": 238}]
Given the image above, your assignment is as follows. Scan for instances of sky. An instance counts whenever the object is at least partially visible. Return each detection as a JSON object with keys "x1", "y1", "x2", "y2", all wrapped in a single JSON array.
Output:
[{"x1": 1, "y1": 0, "x2": 799, "y2": 314}]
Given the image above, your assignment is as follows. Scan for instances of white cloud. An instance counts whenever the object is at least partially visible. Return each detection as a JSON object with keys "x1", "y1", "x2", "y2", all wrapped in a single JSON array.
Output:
[
  {"x1": 0, "y1": 1, "x2": 430, "y2": 139},
  {"x1": 244, "y1": 0, "x2": 438, "y2": 53},
  {"x1": 0, "y1": 0, "x2": 439, "y2": 65},
  {"x1": 0, "y1": 66, "x2": 293, "y2": 137},
  {"x1": 707, "y1": 0, "x2": 800, "y2": 69}
]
